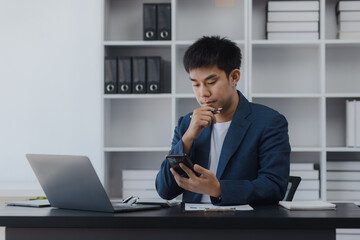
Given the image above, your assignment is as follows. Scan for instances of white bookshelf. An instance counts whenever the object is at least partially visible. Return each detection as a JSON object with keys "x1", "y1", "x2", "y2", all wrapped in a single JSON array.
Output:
[{"x1": 102, "y1": 0, "x2": 360, "y2": 201}]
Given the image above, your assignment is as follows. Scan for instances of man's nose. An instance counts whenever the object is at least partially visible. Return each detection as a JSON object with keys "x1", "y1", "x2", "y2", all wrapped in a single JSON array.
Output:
[{"x1": 199, "y1": 85, "x2": 210, "y2": 98}]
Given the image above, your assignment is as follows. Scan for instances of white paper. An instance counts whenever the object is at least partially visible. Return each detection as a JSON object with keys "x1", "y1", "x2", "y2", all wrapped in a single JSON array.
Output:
[
  {"x1": 185, "y1": 203, "x2": 253, "y2": 211},
  {"x1": 279, "y1": 200, "x2": 336, "y2": 210}
]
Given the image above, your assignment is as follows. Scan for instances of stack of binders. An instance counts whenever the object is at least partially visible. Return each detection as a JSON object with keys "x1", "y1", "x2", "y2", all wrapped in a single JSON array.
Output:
[
  {"x1": 122, "y1": 170, "x2": 160, "y2": 199},
  {"x1": 346, "y1": 99, "x2": 360, "y2": 147},
  {"x1": 327, "y1": 161, "x2": 360, "y2": 201},
  {"x1": 336, "y1": 0, "x2": 360, "y2": 39},
  {"x1": 104, "y1": 56, "x2": 162, "y2": 94},
  {"x1": 290, "y1": 163, "x2": 320, "y2": 200},
  {"x1": 266, "y1": 1, "x2": 320, "y2": 40},
  {"x1": 143, "y1": 3, "x2": 171, "y2": 40}
]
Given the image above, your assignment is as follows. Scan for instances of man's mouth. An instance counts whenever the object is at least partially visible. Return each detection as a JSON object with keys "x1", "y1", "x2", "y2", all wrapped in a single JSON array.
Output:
[{"x1": 201, "y1": 100, "x2": 215, "y2": 106}]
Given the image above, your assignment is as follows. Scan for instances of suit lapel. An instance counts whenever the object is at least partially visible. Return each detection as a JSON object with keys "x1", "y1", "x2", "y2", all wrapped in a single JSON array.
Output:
[{"x1": 216, "y1": 92, "x2": 252, "y2": 179}]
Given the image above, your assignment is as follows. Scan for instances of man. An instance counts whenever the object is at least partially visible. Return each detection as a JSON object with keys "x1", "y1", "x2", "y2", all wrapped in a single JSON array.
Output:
[{"x1": 156, "y1": 36, "x2": 290, "y2": 205}]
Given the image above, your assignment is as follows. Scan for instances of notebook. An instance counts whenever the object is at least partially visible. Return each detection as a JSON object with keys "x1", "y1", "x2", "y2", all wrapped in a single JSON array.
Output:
[
  {"x1": 279, "y1": 201, "x2": 336, "y2": 210},
  {"x1": 6, "y1": 199, "x2": 50, "y2": 208},
  {"x1": 25, "y1": 154, "x2": 161, "y2": 213}
]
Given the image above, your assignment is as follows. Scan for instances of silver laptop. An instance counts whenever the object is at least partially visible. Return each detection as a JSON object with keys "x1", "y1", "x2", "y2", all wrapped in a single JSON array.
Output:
[{"x1": 26, "y1": 154, "x2": 161, "y2": 213}]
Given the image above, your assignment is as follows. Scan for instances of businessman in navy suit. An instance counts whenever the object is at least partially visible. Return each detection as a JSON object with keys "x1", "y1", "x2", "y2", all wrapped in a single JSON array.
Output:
[{"x1": 156, "y1": 36, "x2": 290, "y2": 205}]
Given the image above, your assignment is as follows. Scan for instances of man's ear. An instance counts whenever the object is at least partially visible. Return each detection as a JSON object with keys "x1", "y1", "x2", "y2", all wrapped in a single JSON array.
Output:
[{"x1": 229, "y1": 69, "x2": 240, "y2": 86}]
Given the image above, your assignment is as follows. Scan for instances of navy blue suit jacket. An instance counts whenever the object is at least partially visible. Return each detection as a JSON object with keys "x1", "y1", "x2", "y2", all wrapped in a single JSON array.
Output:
[{"x1": 156, "y1": 91, "x2": 290, "y2": 205}]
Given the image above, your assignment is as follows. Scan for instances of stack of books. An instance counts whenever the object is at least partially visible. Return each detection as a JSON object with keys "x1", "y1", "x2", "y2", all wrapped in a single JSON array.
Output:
[
  {"x1": 290, "y1": 163, "x2": 320, "y2": 200},
  {"x1": 346, "y1": 100, "x2": 360, "y2": 148},
  {"x1": 266, "y1": 1, "x2": 320, "y2": 40},
  {"x1": 122, "y1": 170, "x2": 160, "y2": 199},
  {"x1": 336, "y1": 1, "x2": 360, "y2": 39},
  {"x1": 327, "y1": 161, "x2": 360, "y2": 201}
]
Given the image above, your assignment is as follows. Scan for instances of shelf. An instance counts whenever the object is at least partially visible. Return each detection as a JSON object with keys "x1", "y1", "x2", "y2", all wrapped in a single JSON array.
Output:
[
  {"x1": 104, "y1": 98, "x2": 172, "y2": 148},
  {"x1": 102, "y1": 0, "x2": 360, "y2": 200},
  {"x1": 104, "y1": 41, "x2": 172, "y2": 46},
  {"x1": 104, "y1": 147, "x2": 170, "y2": 152},
  {"x1": 325, "y1": 40, "x2": 360, "y2": 46},
  {"x1": 176, "y1": 0, "x2": 246, "y2": 41},
  {"x1": 291, "y1": 147, "x2": 323, "y2": 152},
  {"x1": 251, "y1": 44, "x2": 321, "y2": 94},
  {"x1": 251, "y1": 40, "x2": 321, "y2": 46},
  {"x1": 253, "y1": 98, "x2": 322, "y2": 148},
  {"x1": 290, "y1": 151, "x2": 322, "y2": 164},
  {"x1": 105, "y1": 151, "x2": 168, "y2": 197},
  {"x1": 174, "y1": 40, "x2": 194, "y2": 46},
  {"x1": 104, "y1": 94, "x2": 172, "y2": 99},
  {"x1": 174, "y1": 93, "x2": 195, "y2": 98},
  {"x1": 251, "y1": 93, "x2": 322, "y2": 98},
  {"x1": 326, "y1": 45, "x2": 360, "y2": 94},
  {"x1": 326, "y1": 93, "x2": 360, "y2": 98},
  {"x1": 175, "y1": 40, "x2": 246, "y2": 46},
  {"x1": 326, "y1": 148, "x2": 360, "y2": 153}
]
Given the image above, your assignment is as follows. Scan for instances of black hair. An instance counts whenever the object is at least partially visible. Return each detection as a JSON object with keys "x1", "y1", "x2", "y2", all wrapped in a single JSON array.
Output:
[{"x1": 183, "y1": 36, "x2": 242, "y2": 78}]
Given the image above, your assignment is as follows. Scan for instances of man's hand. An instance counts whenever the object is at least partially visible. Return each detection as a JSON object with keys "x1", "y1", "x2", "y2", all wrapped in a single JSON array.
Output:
[
  {"x1": 185, "y1": 107, "x2": 217, "y2": 140},
  {"x1": 182, "y1": 107, "x2": 220, "y2": 155},
  {"x1": 170, "y1": 163, "x2": 221, "y2": 198}
]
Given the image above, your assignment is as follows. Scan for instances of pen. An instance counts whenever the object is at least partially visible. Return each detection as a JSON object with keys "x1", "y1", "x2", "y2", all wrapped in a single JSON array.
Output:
[
  {"x1": 190, "y1": 108, "x2": 222, "y2": 119},
  {"x1": 122, "y1": 196, "x2": 134, "y2": 203},
  {"x1": 210, "y1": 108, "x2": 222, "y2": 113},
  {"x1": 205, "y1": 208, "x2": 236, "y2": 212}
]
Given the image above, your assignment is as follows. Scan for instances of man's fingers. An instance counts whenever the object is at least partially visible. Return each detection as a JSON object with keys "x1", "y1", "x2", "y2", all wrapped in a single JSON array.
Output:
[
  {"x1": 179, "y1": 163, "x2": 196, "y2": 178},
  {"x1": 170, "y1": 168, "x2": 186, "y2": 185},
  {"x1": 193, "y1": 164, "x2": 209, "y2": 176}
]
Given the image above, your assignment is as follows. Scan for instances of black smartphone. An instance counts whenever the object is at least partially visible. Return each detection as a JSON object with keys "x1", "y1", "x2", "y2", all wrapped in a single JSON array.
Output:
[{"x1": 166, "y1": 153, "x2": 198, "y2": 178}]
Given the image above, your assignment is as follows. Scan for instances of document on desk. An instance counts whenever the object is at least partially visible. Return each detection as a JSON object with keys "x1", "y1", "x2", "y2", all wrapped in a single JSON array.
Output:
[
  {"x1": 279, "y1": 201, "x2": 336, "y2": 210},
  {"x1": 185, "y1": 203, "x2": 253, "y2": 211}
]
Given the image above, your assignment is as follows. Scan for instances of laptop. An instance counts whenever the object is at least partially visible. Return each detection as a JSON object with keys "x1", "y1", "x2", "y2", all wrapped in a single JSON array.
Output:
[{"x1": 25, "y1": 154, "x2": 161, "y2": 213}]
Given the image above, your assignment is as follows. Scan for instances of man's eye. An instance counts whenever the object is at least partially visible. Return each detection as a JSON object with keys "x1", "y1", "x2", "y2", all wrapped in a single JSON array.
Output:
[
  {"x1": 192, "y1": 84, "x2": 199, "y2": 87},
  {"x1": 208, "y1": 81, "x2": 216, "y2": 85}
]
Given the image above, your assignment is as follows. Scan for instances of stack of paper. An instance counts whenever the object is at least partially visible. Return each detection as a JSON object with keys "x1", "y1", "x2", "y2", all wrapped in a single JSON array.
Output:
[
  {"x1": 266, "y1": 1, "x2": 320, "y2": 40},
  {"x1": 136, "y1": 198, "x2": 181, "y2": 207},
  {"x1": 122, "y1": 170, "x2": 160, "y2": 198},
  {"x1": 279, "y1": 200, "x2": 336, "y2": 210},
  {"x1": 290, "y1": 163, "x2": 320, "y2": 200},
  {"x1": 327, "y1": 161, "x2": 360, "y2": 201},
  {"x1": 184, "y1": 203, "x2": 253, "y2": 211},
  {"x1": 336, "y1": 1, "x2": 360, "y2": 39}
]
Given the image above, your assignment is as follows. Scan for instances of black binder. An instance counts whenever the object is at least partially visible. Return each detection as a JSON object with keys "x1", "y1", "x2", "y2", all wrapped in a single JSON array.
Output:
[
  {"x1": 146, "y1": 57, "x2": 161, "y2": 93},
  {"x1": 117, "y1": 57, "x2": 132, "y2": 94},
  {"x1": 104, "y1": 58, "x2": 117, "y2": 94},
  {"x1": 132, "y1": 57, "x2": 146, "y2": 93},
  {"x1": 157, "y1": 3, "x2": 171, "y2": 40},
  {"x1": 143, "y1": 4, "x2": 157, "y2": 40}
]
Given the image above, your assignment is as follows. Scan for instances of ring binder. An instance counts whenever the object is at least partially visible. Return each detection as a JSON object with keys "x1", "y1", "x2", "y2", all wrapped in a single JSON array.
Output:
[
  {"x1": 146, "y1": 56, "x2": 161, "y2": 93},
  {"x1": 118, "y1": 57, "x2": 132, "y2": 94},
  {"x1": 157, "y1": 3, "x2": 171, "y2": 40},
  {"x1": 104, "y1": 58, "x2": 117, "y2": 94},
  {"x1": 143, "y1": 4, "x2": 157, "y2": 40},
  {"x1": 132, "y1": 57, "x2": 146, "y2": 93}
]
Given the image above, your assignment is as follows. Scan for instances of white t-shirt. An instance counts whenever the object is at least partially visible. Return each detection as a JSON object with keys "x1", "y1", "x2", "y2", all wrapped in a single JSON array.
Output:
[{"x1": 200, "y1": 120, "x2": 231, "y2": 203}]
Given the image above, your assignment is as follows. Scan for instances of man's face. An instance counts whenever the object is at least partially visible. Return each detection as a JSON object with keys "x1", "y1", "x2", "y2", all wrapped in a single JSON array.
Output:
[{"x1": 189, "y1": 66, "x2": 238, "y2": 110}]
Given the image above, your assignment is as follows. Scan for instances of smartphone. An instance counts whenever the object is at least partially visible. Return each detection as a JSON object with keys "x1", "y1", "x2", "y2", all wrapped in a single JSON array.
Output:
[{"x1": 165, "y1": 153, "x2": 198, "y2": 178}]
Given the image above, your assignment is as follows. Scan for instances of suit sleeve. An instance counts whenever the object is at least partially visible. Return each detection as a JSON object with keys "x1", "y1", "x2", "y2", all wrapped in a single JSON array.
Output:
[
  {"x1": 155, "y1": 117, "x2": 187, "y2": 200},
  {"x1": 211, "y1": 114, "x2": 290, "y2": 205}
]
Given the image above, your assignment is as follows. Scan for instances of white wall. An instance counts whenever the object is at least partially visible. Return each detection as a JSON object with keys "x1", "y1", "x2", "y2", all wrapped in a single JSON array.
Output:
[{"x1": 0, "y1": 0, "x2": 103, "y2": 195}]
